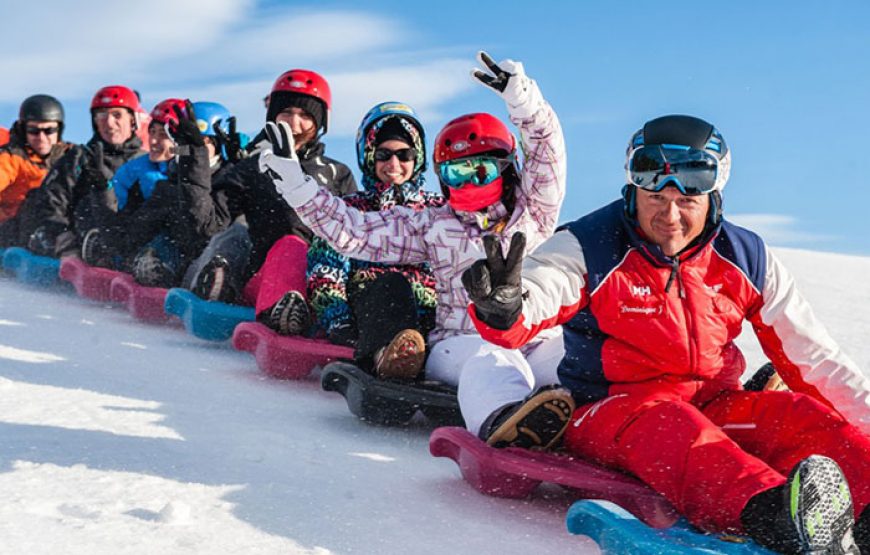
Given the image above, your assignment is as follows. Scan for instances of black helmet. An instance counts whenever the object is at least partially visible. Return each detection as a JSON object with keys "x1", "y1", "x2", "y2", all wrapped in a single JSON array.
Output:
[{"x1": 19, "y1": 94, "x2": 65, "y2": 125}]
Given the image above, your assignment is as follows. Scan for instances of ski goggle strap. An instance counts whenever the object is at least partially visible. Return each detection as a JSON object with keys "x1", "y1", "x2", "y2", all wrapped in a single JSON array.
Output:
[
  {"x1": 437, "y1": 156, "x2": 514, "y2": 189},
  {"x1": 627, "y1": 145, "x2": 721, "y2": 195}
]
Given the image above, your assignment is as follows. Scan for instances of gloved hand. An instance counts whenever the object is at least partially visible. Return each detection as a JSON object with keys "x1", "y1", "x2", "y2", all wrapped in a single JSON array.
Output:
[
  {"x1": 258, "y1": 121, "x2": 314, "y2": 206},
  {"x1": 471, "y1": 51, "x2": 542, "y2": 120},
  {"x1": 461, "y1": 232, "x2": 526, "y2": 330},
  {"x1": 168, "y1": 100, "x2": 205, "y2": 147},
  {"x1": 213, "y1": 116, "x2": 247, "y2": 162},
  {"x1": 79, "y1": 143, "x2": 114, "y2": 191}
]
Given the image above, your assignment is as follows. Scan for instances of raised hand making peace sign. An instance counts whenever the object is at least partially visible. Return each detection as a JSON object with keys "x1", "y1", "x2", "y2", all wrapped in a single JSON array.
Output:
[{"x1": 461, "y1": 232, "x2": 526, "y2": 330}]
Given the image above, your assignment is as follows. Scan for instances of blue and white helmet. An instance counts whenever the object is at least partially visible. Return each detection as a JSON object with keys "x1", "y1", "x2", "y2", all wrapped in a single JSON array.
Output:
[{"x1": 192, "y1": 101, "x2": 231, "y2": 138}]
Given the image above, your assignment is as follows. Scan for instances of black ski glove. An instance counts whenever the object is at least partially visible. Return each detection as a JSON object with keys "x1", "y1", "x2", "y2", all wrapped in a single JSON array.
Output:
[
  {"x1": 168, "y1": 100, "x2": 205, "y2": 147},
  {"x1": 213, "y1": 116, "x2": 247, "y2": 162},
  {"x1": 461, "y1": 232, "x2": 526, "y2": 330},
  {"x1": 471, "y1": 51, "x2": 514, "y2": 93},
  {"x1": 79, "y1": 143, "x2": 114, "y2": 191}
]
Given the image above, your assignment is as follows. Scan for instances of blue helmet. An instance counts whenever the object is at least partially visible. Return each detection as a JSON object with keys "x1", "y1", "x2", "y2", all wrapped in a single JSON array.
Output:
[
  {"x1": 192, "y1": 101, "x2": 231, "y2": 138},
  {"x1": 355, "y1": 102, "x2": 426, "y2": 175}
]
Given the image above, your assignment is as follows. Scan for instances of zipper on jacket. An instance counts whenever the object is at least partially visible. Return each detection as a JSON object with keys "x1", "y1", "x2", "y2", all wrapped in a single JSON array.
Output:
[{"x1": 665, "y1": 257, "x2": 697, "y2": 375}]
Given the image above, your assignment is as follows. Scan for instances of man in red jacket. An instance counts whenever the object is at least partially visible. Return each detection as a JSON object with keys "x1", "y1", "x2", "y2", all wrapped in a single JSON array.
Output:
[{"x1": 463, "y1": 115, "x2": 870, "y2": 554}]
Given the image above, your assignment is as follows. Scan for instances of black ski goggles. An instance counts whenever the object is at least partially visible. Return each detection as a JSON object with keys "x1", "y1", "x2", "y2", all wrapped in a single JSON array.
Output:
[{"x1": 627, "y1": 145, "x2": 721, "y2": 195}]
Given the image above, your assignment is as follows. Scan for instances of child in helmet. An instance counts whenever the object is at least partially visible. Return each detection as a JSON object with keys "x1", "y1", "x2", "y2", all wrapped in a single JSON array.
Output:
[
  {"x1": 15, "y1": 85, "x2": 144, "y2": 258},
  {"x1": 258, "y1": 102, "x2": 444, "y2": 378},
  {"x1": 257, "y1": 52, "x2": 570, "y2": 438},
  {"x1": 79, "y1": 100, "x2": 238, "y2": 287},
  {"x1": 0, "y1": 94, "x2": 72, "y2": 245},
  {"x1": 183, "y1": 68, "x2": 357, "y2": 306}
]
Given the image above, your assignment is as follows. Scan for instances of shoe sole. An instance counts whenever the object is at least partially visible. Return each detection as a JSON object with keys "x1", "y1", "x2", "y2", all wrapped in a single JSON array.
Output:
[
  {"x1": 789, "y1": 455, "x2": 858, "y2": 554},
  {"x1": 376, "y1": 330, "x2": 425, "y2": 380},
  {"x1": 486, "y1": 388, "x2": 575, "y2": 450},
  {"x1": 275, "y1": 291, "x2": 310, "y2": 336}
]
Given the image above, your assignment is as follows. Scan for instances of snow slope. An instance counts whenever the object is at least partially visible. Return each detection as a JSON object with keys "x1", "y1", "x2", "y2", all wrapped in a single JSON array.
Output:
[{"x1": 0, "y1": 247, "x2": 867, "y2": 555}]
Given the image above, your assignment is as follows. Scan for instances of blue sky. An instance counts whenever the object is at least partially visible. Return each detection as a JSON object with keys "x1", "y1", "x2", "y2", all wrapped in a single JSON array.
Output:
[{"x1": 2, "y1": 1, "x2": 868, "y2": 254}]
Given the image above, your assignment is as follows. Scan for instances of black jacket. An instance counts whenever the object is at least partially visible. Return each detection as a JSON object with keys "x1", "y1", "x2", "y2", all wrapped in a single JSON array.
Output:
[
  {"x1": 15, "y1": 133, "x2": 142, "y2": 252},
  {"x1": 185, "y1": 138, "x2": 356, "y2": 274}
]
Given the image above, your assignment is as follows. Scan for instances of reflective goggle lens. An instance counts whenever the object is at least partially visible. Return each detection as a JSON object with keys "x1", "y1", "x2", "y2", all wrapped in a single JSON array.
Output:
[
  {"x1": 438, "y1": 157, "x2": 510, "y2": 189},
  {"x1": 628, "y1": 146, "x2": 719, "y2": 195}
]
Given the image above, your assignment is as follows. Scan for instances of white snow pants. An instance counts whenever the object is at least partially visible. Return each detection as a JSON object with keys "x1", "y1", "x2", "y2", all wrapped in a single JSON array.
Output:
[{"x1": 425, "y1": 327, "x2": 565, "y2": 436}]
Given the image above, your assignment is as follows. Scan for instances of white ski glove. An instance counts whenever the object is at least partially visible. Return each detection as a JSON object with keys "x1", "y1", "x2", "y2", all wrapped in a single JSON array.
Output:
[
  {"x1": 258, "y1": 121, "x2": 317, "y2": 207},
  {"x1": 471, "y1": 51, "x2": 544, "y2": 120}
]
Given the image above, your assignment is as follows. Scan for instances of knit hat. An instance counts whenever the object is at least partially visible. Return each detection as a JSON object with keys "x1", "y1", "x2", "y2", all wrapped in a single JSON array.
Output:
[
  {"x1": 267, "y1": 91, "x2": 326, "y2": 133},
  {"x1": 375, "y1": 117, "x2": 414, "y2": 147}
]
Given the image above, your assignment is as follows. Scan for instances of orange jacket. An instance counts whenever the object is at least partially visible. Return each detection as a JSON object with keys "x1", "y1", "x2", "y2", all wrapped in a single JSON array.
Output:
[
  {"x1": 0, "y1": 139, "x2": 70, "y2": 222},
  {"x1": 0, "y1": 127, "x2": 9, "y2": 147}
]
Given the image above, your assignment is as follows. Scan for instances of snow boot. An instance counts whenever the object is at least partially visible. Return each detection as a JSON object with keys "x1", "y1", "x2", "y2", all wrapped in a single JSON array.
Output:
[
  {"x1": 373, "y1": 329, "x2": 426, "y2": 380},
  {"x1": 743, "y1": 455, "x2": 858, "y2": 554},
  {"x1": 191, "y1": 255, "x2": 239, "y2": 304},
  {"x1": 480, "y1": 386, "x2": 575, "y2": 450},
  {"x1": 261, "y1": 291, "x2": 310, "y2": 336},
  {"x1": 132, "y1": 247, "x2": 176, "y2": 288},
  {"x1": 81, "y1": 228, "x2": 116, "y2": 268}
]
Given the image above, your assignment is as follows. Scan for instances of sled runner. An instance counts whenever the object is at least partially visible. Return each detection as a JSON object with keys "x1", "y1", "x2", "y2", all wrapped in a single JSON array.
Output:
[
  {"x1": 322, "y1": 361, "x2": 464, "y2": 427},
  {"x1": 164, "y1": 288, "x2": 254, "y2": 341},
  {"x1": 565, "y1": 499, "x2": 771, "y2": 554},
  {"x1": 232, "y1": 322, "x2": 354, "y2": 379},
  {"x1": 2, "y1": 247, "x2": 62, "y2": 287},
  {"x1": 109, "y1": 274, "x2": 173, "y2": 324},
  {"x1": 59, "y1": 257, "x2": 125, "y2": 302},
  {"x1": 429, "y1": 426, "x2": 677, "y2": 528}
]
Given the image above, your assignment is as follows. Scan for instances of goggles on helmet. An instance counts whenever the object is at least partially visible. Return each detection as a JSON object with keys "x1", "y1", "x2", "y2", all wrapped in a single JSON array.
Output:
[
  {"x1": 437, "y1": 156, "x2": 513, "y2": 189},
  {"x1": 627, "y1": 144, "x2": 721, "y2": 195}
]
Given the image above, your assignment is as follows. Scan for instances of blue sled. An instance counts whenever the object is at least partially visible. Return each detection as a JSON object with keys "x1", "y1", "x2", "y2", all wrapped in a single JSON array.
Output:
[
  {"x1": 566, "y1": 500, "x2": 772, "y2": 554},
  {"x1": 2, "y1": 247, "x2": 62, "y2": 287},
  {"x1": 164, "y1": 288, "x2": 255, "y2": 341}
]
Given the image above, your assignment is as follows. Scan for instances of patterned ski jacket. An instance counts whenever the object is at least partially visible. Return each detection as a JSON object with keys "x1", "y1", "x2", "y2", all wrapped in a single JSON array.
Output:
[
  {"x1": 469, "y1": 199, "x2": 870, "y2": 432},
  {"x1": 282, "y1": 81, "x2": 566, "y2": 343},
  {"x1": 306, "y1": 181, "x2": 445, "y2": 337}
]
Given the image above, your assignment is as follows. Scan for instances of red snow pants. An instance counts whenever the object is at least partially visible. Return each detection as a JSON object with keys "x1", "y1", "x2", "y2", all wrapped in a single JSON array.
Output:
[
  {"x1": 243, "y1": 235, "x2": 309, "y2": 316},
  {"x1": 564, "y1": 389, "x2": 870, "y2": 533}
]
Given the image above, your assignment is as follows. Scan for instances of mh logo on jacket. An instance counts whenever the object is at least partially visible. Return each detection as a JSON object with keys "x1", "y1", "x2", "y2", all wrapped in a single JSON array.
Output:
[{"x1": 631, "y1": 284, "x2": 651, "y2": 297}]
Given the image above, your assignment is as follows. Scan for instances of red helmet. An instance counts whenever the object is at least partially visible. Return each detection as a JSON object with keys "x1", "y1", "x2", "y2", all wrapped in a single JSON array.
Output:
[
  {"x1": 149, "y1": 98, "x2": 186, "y2": 126},
  {"x1": 433, "y1": 113, "x2": 516, "y2": 164},
  {"x1": 90, "y1": 85, "x2": 141, "y2": 113},
  {"x1": 268, "y1": 69, "x2": 331, "y2": 132}
]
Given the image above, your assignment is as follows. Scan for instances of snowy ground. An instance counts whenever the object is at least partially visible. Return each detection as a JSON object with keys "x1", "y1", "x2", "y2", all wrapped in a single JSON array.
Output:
[{"x1": 0, "y1": 247, "x2": 868, "y2": 555}]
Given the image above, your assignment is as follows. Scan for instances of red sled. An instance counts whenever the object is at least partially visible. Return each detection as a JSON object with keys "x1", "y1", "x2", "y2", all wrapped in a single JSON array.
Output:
[
  {"x1": 59, "y1": 257, "x2": 126, "y2": 302},
  {"x1": 232, "y1": 322, "x2": 354, "y2": 380},
  {"x1": 109, "y1": 274, "x2": 173, "y2": 324},
  {"x1": 429, "y1": 427, "x2": 679, "y2": 529}
]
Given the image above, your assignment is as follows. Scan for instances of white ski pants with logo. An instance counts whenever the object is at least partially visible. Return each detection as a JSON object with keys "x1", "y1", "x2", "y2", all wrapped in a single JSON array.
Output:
[{"x1": 425, "y1": 327, "x2": 565, "y2": 436}]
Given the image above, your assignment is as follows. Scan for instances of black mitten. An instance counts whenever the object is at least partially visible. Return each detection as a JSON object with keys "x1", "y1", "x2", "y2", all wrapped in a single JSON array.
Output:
[{"x1": 461, "y1": 232, "x2": 525, "y2": 330}]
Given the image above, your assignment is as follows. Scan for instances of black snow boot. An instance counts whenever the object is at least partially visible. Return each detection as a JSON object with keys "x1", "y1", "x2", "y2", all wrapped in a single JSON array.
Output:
[
  {"x1": 191, "y1": 255, "x2": 240, "y2": 304},
  {"x1": 132, "y1": 247, "x2": 177, "y2": 288},
  {"x1": 260, "y1": 291, "x2": 310, "y2": 336},
  {"x1": 742, "y1": 455, "x2": 859, "y2": 554}
]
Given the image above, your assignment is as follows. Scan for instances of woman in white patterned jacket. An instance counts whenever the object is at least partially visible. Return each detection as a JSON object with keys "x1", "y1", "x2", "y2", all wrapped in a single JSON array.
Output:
[{"x1": 258, "y1": 52, "x2": 574, "y2": 448}]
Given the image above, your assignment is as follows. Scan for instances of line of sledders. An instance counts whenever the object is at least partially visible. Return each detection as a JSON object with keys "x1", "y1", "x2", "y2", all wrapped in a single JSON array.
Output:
[{"x1": 3, "y1": 51, "x2": 870, "y2": 554}]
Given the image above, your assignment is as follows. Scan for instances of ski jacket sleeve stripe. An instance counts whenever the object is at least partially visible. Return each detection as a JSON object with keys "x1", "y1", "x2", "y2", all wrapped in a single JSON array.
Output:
[
  {"x1": 470, "y1": 230, "x2": 588, "y2": 348},
  {"x1": 510, "y1": 86, "x2": 567, "y2": 236},
  {"x1": 750, "y1": 248, "x2": 870, "y2": 433},
  {"x1": 295, "y1": 187, "x2": 432, "y2": 265}
]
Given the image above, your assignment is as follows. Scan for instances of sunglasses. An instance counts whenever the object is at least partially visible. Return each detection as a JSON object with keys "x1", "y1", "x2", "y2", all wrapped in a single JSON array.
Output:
[
  {"x1": 374, "y1": 147, "x2": 416, "y2": 162},
  {"x1": 627, "y1": 145, "x2": 720, "y2": 195},
  {"x1": 437, "y1": 156, "x2": 513, "y2": 189},
  {"x1": 26, "y1": 126, "x2": 59, "y2": 136}
]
